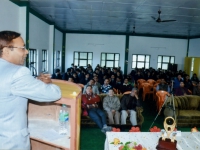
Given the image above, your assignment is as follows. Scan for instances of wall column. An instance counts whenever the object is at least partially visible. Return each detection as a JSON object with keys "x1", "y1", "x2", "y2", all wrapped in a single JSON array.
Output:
[{"x1": 124, "y1": 35, "x2": 129, "y2": 75}]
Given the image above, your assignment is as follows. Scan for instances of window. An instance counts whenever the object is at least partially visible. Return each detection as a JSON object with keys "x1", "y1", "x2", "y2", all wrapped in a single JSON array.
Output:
[
  {"x1": 157, "y1": 55, "x2": 175, "y2": 70},
  {"x1": 29, "y1": 49, "x2": 37, "y2": 77},
  {"x1": 74, "y1": 52, "x2": 93, "y2": 67},
  {"x1": 42, "y1": 49, "x2": 48, "y2": 73},
  {"x1": 54, "y1": 51, "x2": 61, "y2": 68},
  {"x1": 100, "y1": 53, "x2": 120, "y2": 68},
  {"x1": 132, "y1": 54, "x2": 150, "y2": 69}
]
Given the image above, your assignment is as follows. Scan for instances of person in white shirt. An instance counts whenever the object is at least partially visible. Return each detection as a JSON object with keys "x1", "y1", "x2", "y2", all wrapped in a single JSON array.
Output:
[{"x1": 0, "y1": 31, "x2": 61, "y2": 149}]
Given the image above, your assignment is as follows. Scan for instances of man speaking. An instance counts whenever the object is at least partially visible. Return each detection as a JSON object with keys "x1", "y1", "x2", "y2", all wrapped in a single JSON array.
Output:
[{"x1": 0, "y1": 31, "x2": 61, "y2": 149}]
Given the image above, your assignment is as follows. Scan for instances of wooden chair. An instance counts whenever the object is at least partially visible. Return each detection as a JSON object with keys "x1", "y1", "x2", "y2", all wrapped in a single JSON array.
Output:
[
  {"x1": 156, "y1": 90, "x2": 169, "y2": 112},
  {"x1": 142, "y1": 83, "x2": 153, "y2": 101},
  {"x1": 147, "y1": 79, "x2": 156, "y2": 86},
  {"x1": 156, "y1": 79, "x2": 161, "y2": 84},
  {"x1": 137, "y1": 79, "x2": 146, "y2": 92}
]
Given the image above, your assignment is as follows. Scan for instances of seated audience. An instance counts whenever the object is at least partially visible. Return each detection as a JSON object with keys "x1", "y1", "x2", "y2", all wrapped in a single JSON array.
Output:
[
  {"x1": 83, "y1": 79, "x2": 99, "y2": 94},
  {"x1": 191, "y1": 73, "x2": 199, "y2": 84},
  {"x1": 103, "y1": 89, "x2": 120, "y2": 124},
  {"x1": 114, "y1": 77, "x2": 122, "y2": 94},
  {"x1": 120, "y1": 88, "x2": 140, "y2": 126},
  {"x1": 72, "y1": 72, "x2": 79, "y2": 83},
  {"x1": 93, "y1": 76, "x2": 101, "y2": 90},
  {"x1": 145, "y1": 72, "x2": 152, "y2": 80},
  {"x1": 184, "y1": 75, "x2": 193, "y2": 91},
  {"x1": 121, "y1": 78, "x2": 133, "y2": 94},
  {"x1": 193, "y1": 81, "x2": 200, "y2": 96},
  {"x1": 156, "y1": 78, "x2": 170, "y2": 93},
  {"x1": 80, "y1": 73, "x2": 90, "y2": 85},
  {"x1": 76, "y1": 69, "x2": 84, "y2": 82},
  {"x1": 101, "y1": 79, "x2": 112, "y2": 94},
  {"x1": 81, "y1": 85, "x2": 112, "y2": 133},
  {"x1": 175, "y1": 81, "x2": 191, "y2": 96},
  {"x1": 51, "y1": 69, "x2": 62, "y2": 79},
  {"x1": 173, "y1": 74, "x2": 183, "y2": 89},
  {"x1": 109, "y1": 75, "x2": 116, "y2": 87},
  {"x1": 68, "y1": 77, "x2": 74, "y2": 82},
  {"x1": 62, "y1": 68, "x2": 71, "y2": 80}
]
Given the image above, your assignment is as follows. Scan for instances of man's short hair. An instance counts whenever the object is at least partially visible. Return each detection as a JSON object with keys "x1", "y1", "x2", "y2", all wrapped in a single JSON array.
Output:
[
  {"x1": 0, "y1": 31, "x2": 21, "y2": 57},
  {"x1": 132, "y1": 88, "x2": 138, "y2": 91}
]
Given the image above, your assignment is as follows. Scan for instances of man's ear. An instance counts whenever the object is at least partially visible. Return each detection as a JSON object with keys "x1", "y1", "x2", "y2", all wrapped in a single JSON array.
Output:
[{"x1": 2, "y1": 47, "x2": 10, "y2": 57}]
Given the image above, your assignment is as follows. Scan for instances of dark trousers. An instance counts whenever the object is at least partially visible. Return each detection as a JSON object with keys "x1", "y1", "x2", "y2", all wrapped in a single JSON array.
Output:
[{"x1": 88, "y1": 108, "x2": 107, "y2": 129}]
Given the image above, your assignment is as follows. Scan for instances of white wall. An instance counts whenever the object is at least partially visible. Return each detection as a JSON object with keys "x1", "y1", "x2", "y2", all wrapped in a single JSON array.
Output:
[
  {"x1": 188, "y1": 38, "x2": 200, "y2": 57},
  {"x1": 0, "y1": 0, "x2": 19, "y2": 32},
  {"x1": 55, "y1": 29, "x2": 63, "y2": 71},
  {"x1": 128, "y1": 36, "x2": 188, "y2": 73},
  {"x1": 29, "y1": 13, "x2": 52, "y2": 74},
  {"x1": 65, "y1": 34, "x2": 126, "y2": 71}
]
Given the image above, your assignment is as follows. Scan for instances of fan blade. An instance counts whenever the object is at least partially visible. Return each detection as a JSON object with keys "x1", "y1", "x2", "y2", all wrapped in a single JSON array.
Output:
[
  {"x1": 151, "y1": 16, "x2": 156, "y2": 20},
  {"x1": 161, "y1": 20, "x2": 176, "y2": 22}
]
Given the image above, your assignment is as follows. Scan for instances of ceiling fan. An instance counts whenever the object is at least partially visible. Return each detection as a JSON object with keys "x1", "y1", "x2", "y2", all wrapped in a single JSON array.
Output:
[{"x1": 152, "y1": 10, "x2": 176, "y2": 23}]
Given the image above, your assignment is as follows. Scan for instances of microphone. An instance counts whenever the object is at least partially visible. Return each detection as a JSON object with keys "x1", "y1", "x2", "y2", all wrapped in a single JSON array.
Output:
[{"x1": 29, "y1": 62, "x2": 37, "y2": 78}]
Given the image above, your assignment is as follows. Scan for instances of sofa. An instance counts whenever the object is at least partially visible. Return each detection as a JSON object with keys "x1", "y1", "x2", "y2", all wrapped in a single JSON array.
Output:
[
  {"x1": 81, "y1": 94, "x2": 144, "y2": 127},
  {"x1": 165, "y1": 95, "x2": 200, "y2": 127}
]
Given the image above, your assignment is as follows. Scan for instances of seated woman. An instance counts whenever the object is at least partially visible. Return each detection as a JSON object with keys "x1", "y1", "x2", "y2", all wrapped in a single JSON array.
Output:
[
  {"x1": 175, "y1": 81, "x2": 191, "y2": 96},
  {"x1": 81, "y1": 85, "x2": 112, "y2": 133}
]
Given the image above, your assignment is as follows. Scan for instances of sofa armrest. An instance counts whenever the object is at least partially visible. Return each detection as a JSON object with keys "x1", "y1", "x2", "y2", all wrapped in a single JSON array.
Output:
[{"x1": 136, "y1": 106, "x2": 144, "y2": 126}]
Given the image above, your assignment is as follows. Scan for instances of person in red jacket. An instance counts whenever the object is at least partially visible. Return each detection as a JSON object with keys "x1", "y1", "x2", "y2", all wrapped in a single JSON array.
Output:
[{"x1": 81, "y1": 85, "x2": 112, "y2": 133}]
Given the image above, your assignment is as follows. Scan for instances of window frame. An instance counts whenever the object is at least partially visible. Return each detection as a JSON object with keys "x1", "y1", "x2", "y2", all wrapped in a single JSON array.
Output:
[
  {"x1": 29, "y1": 48, "x2": 37, "y2": 77},
  {"x1": 132, "y1": 54, "x2": 150, "y2": 69},
  {"x1": 157, "y1": 55, "x2": 175, "y2": 70},
  {"x1": 42, "y1": 49, "x2": 48, "y2": 73},
  {"x1": 54, "y1": 50, "x2": 61, "y2": 68},
  {"x1": 73, "y1": 51, "x2": 93, "y2": 67},
  {"x1": 100, "y1": 52, "x2": 120, "y2": 68}
]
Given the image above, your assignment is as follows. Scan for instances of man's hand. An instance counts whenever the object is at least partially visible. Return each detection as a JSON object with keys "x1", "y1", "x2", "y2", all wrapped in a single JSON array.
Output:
[
  {"x1": 111, "y1": 110, "x2": 115, "y2": 114},
  {"x1": 37, "y1": 73, "x2": 52, "y2": 84}
]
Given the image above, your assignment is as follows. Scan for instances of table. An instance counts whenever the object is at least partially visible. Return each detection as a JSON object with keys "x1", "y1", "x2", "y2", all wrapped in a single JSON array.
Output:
[{"x1": 105, "y1": 132, "x2": 200, "y2": 150}]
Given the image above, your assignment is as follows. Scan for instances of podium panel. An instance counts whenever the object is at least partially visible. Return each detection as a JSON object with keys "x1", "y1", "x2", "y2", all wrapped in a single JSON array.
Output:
[{"x1": 28, "y1": 80, "x2": 82, "y2": 150}]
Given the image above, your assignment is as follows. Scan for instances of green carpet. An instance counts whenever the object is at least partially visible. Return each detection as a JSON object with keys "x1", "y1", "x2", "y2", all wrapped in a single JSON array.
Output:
[{"x1": 80, "y1": 96, "x2": 192, "y2": 150}]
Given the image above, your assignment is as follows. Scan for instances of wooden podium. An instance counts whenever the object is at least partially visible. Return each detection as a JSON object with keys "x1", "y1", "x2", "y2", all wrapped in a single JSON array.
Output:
[{"x1": 28, "y1": 80, "x2": 82, "y2": 150}]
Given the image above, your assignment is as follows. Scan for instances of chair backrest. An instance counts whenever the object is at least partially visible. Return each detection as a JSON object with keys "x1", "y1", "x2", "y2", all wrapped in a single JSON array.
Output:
[
  {"x1": 156, "y1": 90, "x2": 169, "y2": 100},
  {"x1": 142, "y1": 83, "x2": 153, "y2": 92},
  {"x1": 156, "y1": 79, "x2": 161, "y2": 83},
  {"x1": 137, "y1": 79, "x2": 146, "y2": 84},
  {"x1": 147, "y1": 79, "x2": 156, "y2": 85},
  {"x1": 154, "y1": 82, "x2": 159, "y2": 87}
]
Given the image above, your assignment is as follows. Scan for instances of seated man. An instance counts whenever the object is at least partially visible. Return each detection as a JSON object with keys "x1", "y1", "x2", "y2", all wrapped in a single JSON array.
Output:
[
  {"x1": 81, "y1": 85, "x2": 112, "y2": 133},
  {"x1": 175, "y1": 81, "x2": 191, "y2": 96},
  {"x1": 101, "y1": 78, "x2": 112, "y2": 94},
  {"x1": 83, "y1": 79, "x2": 99, "y2": 94},
  {"x1": 103, "y1": 89, "x2": 120, "y2": 124},
  {"x1": 120, "y1": 88, "x2": 140, "y2": 126},
  {"x1": 51, "y1": 68, "x2": 62, "y2": 79},
  {"x1": 193, "y1": 81, "x2": 200, "y2": 96},
  {"x1": 121, "y1": 78, "x2": 133, "y2": 94},
  {"x1": 156, "y1": 78, "x2": 170, "y2": 93}
]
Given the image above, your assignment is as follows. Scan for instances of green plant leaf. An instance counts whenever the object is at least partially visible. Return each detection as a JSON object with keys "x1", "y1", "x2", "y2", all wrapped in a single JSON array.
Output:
[
  {"x1": 134, "y1": 142, "x2": 137, "y2": 146},
  {"x1": 110, "y1": 142, "x2": 114, "y2": 144},
  {"x1": 125, "y1": 141, "x2": 131, "y2": 145}
]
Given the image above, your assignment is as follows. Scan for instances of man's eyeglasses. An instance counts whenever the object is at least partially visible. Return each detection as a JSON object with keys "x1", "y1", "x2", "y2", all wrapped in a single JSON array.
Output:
[{"x1": 5, "y1": 46, "x2": 27, "y2": 50}]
